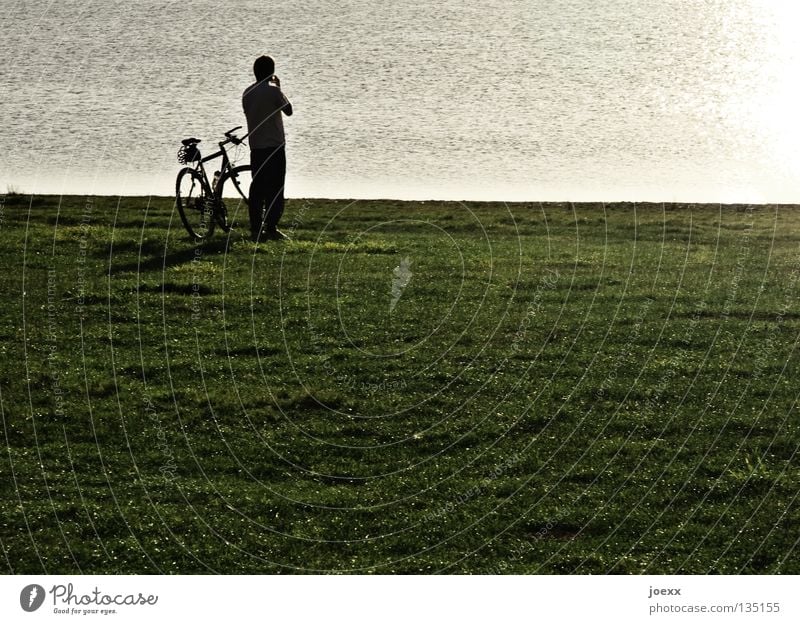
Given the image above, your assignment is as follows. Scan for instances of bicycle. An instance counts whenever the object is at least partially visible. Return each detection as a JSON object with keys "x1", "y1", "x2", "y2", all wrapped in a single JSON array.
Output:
[{"x1": 175, "y1": 125, "x2": 252, "y2": 241}]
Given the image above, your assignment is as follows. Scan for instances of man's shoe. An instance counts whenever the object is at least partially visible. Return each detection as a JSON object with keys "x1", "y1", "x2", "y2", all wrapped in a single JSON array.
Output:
[
  {"x1": 250, "y1": 231, "x2": 269, "y2": 243},
  {"x1": 266, "y1": 228, "x2": 290, "y2": 241}
]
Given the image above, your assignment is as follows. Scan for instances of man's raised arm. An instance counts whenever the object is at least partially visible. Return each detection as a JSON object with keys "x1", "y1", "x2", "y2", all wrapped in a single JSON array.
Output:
[{"x1": 272, "y1": 75, "x2": 293, "y2": 116}]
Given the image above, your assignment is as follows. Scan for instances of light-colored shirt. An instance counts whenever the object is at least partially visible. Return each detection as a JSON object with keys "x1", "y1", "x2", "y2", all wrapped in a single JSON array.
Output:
[{"x1": 242, "y1": 81, "x2": 290, "y2": 148}]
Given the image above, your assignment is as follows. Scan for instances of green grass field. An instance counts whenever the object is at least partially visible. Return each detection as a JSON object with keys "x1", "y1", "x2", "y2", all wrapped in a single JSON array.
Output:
[{"x1": 1, "y1": 193, "x2": 799, "y2": 573}]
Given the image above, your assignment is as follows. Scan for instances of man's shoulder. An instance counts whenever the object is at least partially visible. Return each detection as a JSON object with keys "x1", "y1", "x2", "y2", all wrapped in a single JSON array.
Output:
[
  {"x1": 243, "y1": 81, "x2": 282, "y2": 101},
  {"x1": 243, "y1": 81, "x2": 260, "y2": 98}
]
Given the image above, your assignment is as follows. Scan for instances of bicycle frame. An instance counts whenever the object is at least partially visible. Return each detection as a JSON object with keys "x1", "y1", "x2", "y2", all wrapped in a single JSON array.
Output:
[{"x1": 194, "y1": 140, "x2": 238, "y2": 193}]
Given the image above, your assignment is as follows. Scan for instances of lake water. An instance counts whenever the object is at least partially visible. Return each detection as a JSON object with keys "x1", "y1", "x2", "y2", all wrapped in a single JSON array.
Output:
[{"x1": 2, "y1": 0, "x2": 799, "y2": 202}]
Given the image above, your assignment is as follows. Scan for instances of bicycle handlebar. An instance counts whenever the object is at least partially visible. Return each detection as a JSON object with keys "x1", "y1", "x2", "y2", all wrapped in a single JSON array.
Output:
[{"x1": 221, "y1": 126, "x2": 246, "y2": 146}]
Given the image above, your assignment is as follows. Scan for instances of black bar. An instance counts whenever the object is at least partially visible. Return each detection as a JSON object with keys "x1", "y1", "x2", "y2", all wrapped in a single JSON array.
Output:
[{"x1": 200, "y1": 149, "x2": 224, "y2": 163}]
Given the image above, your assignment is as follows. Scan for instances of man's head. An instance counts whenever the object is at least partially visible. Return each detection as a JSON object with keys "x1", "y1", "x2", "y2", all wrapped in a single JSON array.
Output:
[{"x1": 254, "y1": 55, "x2": 275, "y2": 82}]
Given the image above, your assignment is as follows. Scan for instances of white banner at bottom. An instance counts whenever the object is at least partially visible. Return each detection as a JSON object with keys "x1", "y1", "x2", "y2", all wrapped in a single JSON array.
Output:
[{"x1": 1, "y1": 574, "x2": 795, "y2": 623}]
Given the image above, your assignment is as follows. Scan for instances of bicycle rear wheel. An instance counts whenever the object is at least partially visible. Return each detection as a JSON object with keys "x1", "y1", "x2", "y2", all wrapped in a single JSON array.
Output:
[
  {"x1": 176, "y1": 167, "x2": 215, "y2": 240},
  {"x1": 216, "y1": 165, "x2": 252, "y2": 233}
]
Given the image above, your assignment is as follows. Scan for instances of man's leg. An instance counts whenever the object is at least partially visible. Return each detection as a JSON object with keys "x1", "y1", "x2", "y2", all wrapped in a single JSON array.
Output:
[
  {"x1": 249, "y1": 149, "x2": 270, "y2": 236},
  {"x1": 263, "y1": 145, "x2": 286, "y2": 231}
]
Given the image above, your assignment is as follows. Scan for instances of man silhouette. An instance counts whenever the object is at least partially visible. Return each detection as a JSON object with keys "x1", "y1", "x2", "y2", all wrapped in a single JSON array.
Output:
[{"x1": 242, "y1": 55, "x2": 293, "y2": 241}]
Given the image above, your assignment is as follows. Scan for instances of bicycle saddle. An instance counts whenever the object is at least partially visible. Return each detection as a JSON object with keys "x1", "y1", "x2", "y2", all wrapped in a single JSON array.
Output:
[{"x1": 181, "y1": 137, "x2": 201, "y2": 146}]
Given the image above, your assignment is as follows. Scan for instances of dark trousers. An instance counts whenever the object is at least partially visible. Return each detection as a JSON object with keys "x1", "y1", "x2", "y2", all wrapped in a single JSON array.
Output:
[{"x1": 249, "y1": 145, "x2": 286, "y2": 233}]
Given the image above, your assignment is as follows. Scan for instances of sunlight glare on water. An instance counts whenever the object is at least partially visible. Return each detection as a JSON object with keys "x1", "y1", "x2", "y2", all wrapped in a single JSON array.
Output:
[{"x1": 742, "y1": 1, "x2": 800, "y2": 186}]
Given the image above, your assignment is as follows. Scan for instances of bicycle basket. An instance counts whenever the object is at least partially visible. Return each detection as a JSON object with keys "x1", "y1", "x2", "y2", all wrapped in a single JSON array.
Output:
[{"x1": 177, "y1": 144, "x2": 200, "y2": 164}]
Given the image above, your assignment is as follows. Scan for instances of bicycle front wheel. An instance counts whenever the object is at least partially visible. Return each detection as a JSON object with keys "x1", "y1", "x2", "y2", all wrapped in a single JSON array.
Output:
[
  {"x1": 176, "y1": 167, "x2": 215, "y2": 240},
  {"x1": 216, "y1": 165, "x2": 252, "y2": 233}
]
